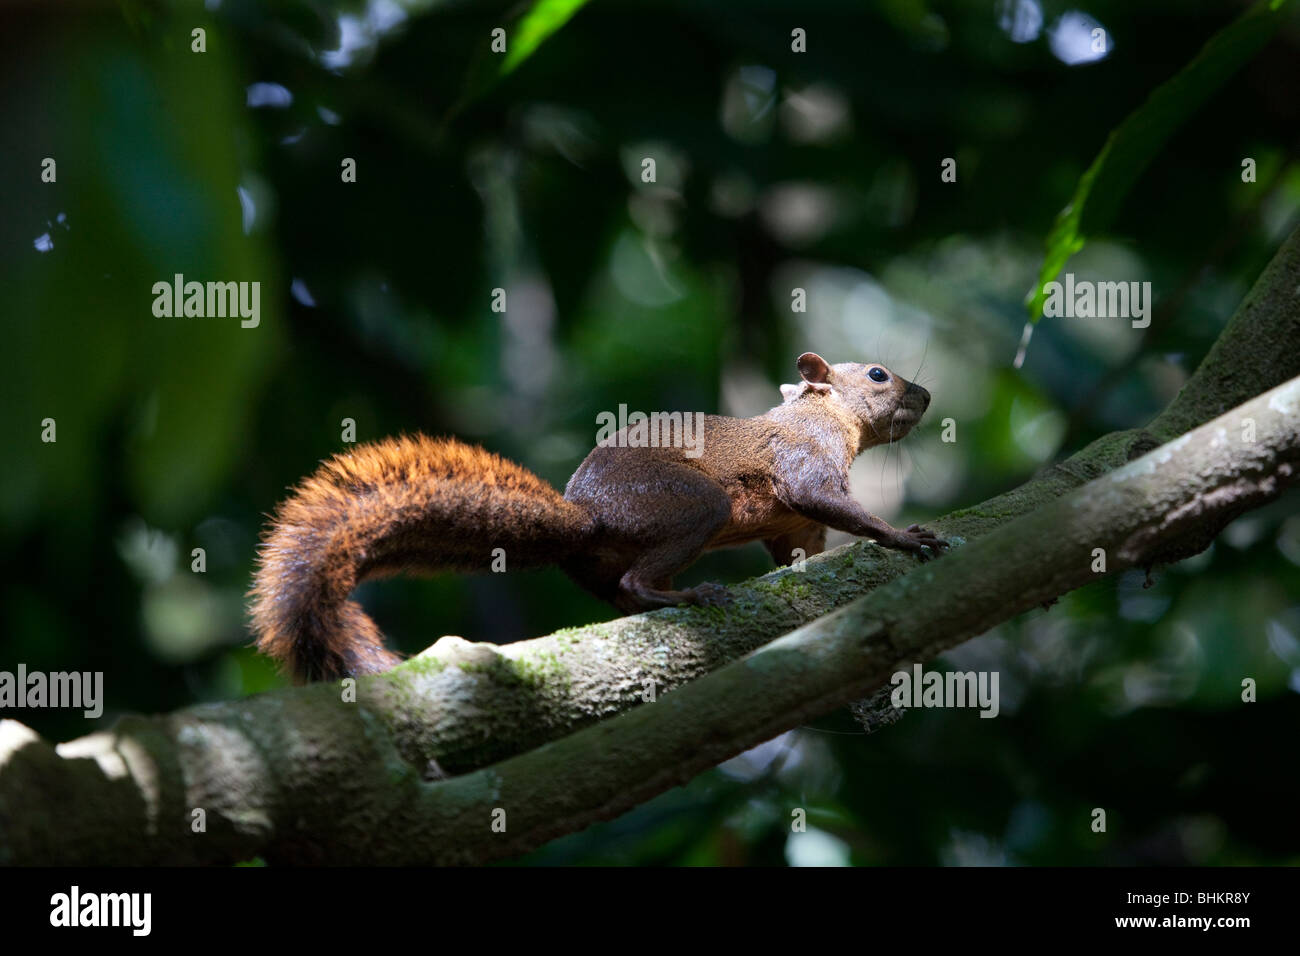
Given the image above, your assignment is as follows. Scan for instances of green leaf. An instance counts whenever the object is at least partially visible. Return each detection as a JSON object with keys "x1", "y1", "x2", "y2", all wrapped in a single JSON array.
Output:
[
  {"x1": 446, "y1": 0, "x2": 594, "y2": 132},
  {"x1": 1026, "y1": 0, "x2": 1296, "y2": 322},
  {"x1": 500, "y1": 0, "x2": 592, "y2": 76}
]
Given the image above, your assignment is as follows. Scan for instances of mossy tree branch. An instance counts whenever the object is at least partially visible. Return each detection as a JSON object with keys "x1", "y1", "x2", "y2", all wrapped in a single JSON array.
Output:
[
  {"x1": 406, "y1": 374, "x2": 1300, "y2": 864},
  {"x1": 1, "y1": 227, "x2": 1298, "y2": 865}
]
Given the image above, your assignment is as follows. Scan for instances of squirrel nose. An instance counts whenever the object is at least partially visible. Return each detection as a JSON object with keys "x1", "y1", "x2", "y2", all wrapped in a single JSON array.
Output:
[{"x1": 906, "y1": 381, "x2": 930, "y2": 410}]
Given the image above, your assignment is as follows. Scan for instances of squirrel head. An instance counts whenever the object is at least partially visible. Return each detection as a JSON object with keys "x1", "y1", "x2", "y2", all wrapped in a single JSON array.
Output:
[{"x1": 785, "y1": 352, "x2": 931, "y2": 450}]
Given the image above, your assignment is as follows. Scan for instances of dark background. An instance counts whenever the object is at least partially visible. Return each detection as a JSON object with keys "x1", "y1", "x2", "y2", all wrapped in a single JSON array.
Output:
[{"x1": 2, "y1": 0, "x2": 1299, "y2": 865}]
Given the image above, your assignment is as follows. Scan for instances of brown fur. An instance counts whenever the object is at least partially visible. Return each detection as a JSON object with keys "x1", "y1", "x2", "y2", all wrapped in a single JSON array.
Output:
[
  {"x1": 250, "y1": 435, "x2": 594, "y2": 682},
  {"x1": 250, "y1": 354, "x2": 945, "y2": 682}
]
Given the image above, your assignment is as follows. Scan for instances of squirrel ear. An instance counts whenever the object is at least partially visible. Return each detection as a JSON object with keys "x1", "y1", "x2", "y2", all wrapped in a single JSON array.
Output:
[
  {"x1": 779, "y1": 383, "x2": 800, "y2": 402},
  {"x1": 797, "y1": 352, "x2": 832, "y2": 384}
]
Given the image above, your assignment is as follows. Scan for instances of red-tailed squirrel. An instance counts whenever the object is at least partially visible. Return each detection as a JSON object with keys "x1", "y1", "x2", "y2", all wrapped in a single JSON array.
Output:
[{"x1": 250, "y1": 352, "x2": 947, "y2": 682}]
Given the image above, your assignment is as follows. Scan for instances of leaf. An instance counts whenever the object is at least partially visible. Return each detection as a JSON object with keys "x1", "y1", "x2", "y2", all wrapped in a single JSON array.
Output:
[
  {"x1": 445, "y1": 0, "x2": 594, "y2": 131},
  {"x1": 1026, "y1": 0, "x2": 1296, "y2": 322},
  {"x1": 500, "y1": 0, "x2": 592, "y2": 76}
]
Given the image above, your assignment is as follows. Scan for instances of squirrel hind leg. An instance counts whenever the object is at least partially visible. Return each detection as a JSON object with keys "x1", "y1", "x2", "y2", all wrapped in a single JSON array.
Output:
[
  {"x1": 567, "y1": 457, "x2": 733, "y2": 613},
  {"x1": 613, "y1": 522, "x2": 732, "y2": 612},
  {"x1": 617, "y1": 574, "x2": 733, "y2": 612}
]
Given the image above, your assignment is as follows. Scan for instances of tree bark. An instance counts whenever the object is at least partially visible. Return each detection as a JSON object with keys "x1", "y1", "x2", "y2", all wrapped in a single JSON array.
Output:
[
  {"x1": 405, "y1": 374, "x2": 1300, "y2": 864},
  {"x1": 2, "y1": 227, "x2": 1298, "y2": 865}
]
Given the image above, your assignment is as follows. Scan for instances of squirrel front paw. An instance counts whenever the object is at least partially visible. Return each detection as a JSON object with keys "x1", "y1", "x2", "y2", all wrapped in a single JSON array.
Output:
[{"x1": 889, "y1": 524, "x2": 949, "y2": 560}]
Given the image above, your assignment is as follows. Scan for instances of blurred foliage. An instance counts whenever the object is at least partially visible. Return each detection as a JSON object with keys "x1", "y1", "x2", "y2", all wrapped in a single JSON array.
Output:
[
  {"x1": 2, "y1": 0, "x2": 1299, "y2": 865},
  {"x1": 1027, "y1": 0, "x2": 1295, "y2": 321}
]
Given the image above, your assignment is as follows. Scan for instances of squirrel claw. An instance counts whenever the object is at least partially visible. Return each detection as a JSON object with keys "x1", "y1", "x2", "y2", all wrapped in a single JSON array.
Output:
[{"x1": 898, "y1": 524, "x2": 949, "y2": 559}]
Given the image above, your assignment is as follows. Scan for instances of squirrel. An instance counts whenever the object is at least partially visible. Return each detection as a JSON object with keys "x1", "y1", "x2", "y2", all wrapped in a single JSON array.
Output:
[{"x1": 250, "y1": 352, "x2": 947, "y2": 683}]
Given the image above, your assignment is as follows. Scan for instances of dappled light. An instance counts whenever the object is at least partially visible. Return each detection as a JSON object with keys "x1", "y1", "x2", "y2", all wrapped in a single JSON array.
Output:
[{"x1": 2, "y1": 0, "x2": 1299, "y2": 874}]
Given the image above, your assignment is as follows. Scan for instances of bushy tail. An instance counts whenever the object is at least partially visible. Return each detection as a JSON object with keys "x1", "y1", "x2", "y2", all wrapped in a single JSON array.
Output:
[{"x1": 250, "y1": 435, "x2": 594, "y2": 683}]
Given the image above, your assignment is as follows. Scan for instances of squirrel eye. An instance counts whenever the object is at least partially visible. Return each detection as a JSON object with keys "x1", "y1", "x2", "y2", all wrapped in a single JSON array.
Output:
[{"x1": 868, "y1": 367, "x2": 889, "y2": 383}]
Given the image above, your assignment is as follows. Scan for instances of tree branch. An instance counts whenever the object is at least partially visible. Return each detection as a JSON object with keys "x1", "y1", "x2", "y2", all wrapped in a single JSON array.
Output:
[
  {"x1": 2, "y1": 226, "x2": 1298, "y2": 865},
  {"x1": 414, "y1": 372, "x2": 1298, "y2": 864}
]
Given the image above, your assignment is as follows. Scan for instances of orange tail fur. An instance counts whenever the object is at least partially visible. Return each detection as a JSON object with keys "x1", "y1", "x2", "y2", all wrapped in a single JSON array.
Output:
[{"x1": 250, "y1": 435, "x2": 593, "y2": 683}]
